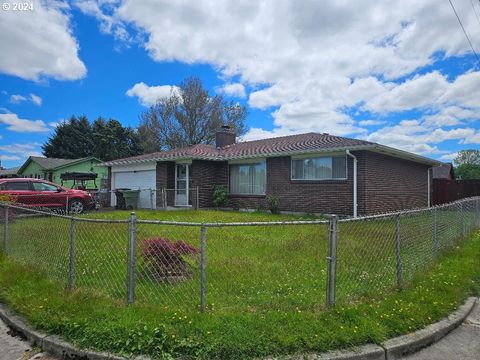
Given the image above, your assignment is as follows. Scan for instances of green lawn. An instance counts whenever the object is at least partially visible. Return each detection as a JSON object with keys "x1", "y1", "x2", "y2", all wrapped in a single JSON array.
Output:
[
  {"x1": 4, "y1": 208, "x2": 477, "y2": 314},
  {"x1": 0, "y1": 228, "x2": 478, "y2": 359}
]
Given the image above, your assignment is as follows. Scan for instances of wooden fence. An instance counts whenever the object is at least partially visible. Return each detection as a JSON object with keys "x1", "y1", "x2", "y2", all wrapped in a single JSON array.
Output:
[{"x1": 432, "y1": 179, "x2": 480, "y2": 205}]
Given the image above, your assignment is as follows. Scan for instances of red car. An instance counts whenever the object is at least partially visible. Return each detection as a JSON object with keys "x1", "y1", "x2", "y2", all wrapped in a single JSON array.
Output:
[{"x1": 0, "y1": 178, "x2": 95, "y2": 213}]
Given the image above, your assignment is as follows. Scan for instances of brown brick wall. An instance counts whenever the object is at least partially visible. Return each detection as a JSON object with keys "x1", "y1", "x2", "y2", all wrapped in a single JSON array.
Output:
[
  {"x1": 156, "y1": 161, "x2": 175, "y2": 207},
  {"x1": 264, "y1": 156, "x2": 355, "y2": 214},
  {"x1": 154, "y1": 151, "x2": 430, "y2": 215},
  {"x1": 190, "y1": 160, "x2": 228, "y2": 208},
  {"x1": 363, "y1": 152, "x2": 429, "y2": 214}
]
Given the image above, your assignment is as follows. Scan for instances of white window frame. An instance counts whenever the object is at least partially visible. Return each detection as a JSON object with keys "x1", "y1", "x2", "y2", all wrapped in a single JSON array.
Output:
[
  {"x1": 229, "y1": 160, "x2": 267, "y2": 195},
  {"x1": 290, "y1": 154, "x2": 348, "y2": 181}
]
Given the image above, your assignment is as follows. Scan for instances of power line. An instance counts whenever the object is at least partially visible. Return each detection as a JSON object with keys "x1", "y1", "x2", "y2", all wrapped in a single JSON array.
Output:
[
  {"x1": 448, "y1": 0, "x2": 480, "y2": 68},
  {"x1": 471, "y1": 0, "x2": 480, "y2": 27}
]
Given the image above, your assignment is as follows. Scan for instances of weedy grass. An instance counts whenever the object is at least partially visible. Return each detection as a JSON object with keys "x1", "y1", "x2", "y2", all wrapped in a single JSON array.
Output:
[{"x1": 0, "y1": 209, "x2": 478, "y2": 358}]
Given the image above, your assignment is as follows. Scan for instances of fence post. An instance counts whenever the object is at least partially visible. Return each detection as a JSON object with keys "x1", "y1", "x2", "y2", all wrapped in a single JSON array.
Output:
[
  {"x1": 476, "y1": 198, "x2": 480, "y2": 228},
  {"x1": 68, "y1": 217, "x2": 76, "y2": 291},
  {"x1": 460, "y1": 202, "x2": 465, "y2": 238},
  {"x1": 127, "y1": 212, "x2": 137, "y2": 304},
  {"x1": 3, "y1": 206, "x2": 8, "y2": 254},
  {"x1": 326, "y1": 215, "x2": 338, "y2": 307},
  {"x1": 65, "y1": 194, "x2": 69, "y2": 215},
  {"x1": 432, "y1": 207, "x2": 438, "y2": 256},
  {"x1": 200, "y1": 226, "x2": 207, "y2": 312},
  {"x1": 395, "y1": 214, "x2": 403, "y2": 288},
  {"x1": 196, "y1": 186, "x2": 200, "y2": 210},
  {"x1": 149, "y1": 188, "x2": 154, "y2": 210}
]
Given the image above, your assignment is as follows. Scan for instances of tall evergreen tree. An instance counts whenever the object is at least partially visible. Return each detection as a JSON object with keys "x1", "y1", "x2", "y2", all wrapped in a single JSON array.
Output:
[
  {"x1": 42, "y1": 116, "x2": 143, "y2": 161},
  {"x1": 42, "y1": 115, "x2": 93, "y2": 158}
]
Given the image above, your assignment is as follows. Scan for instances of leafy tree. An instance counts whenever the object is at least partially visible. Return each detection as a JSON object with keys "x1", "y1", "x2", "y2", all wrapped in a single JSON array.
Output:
[
  {"x1": 138, "y1": 77, "x2": 247, "y2": 152},
  {"x1": 42, "y1": 115, "x2": 143, "y2": 161},
  {"x1": 453, "y1": 150, "x2": 480, "y2": 167},
  {"x1": 455, "y1": 163, "x2": 480, "y2": 180},
  {"x1": 453, "y1": 150, "x2": 480, "y2": 180}
]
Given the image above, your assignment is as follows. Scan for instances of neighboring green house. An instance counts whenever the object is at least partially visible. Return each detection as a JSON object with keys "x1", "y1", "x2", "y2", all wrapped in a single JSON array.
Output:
[{"x1": 17, "y1": 156, "x2": 108, "y2": 189}]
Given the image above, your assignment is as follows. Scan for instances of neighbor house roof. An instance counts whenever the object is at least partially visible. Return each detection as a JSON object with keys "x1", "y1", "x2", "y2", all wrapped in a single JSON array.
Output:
[
  {"x1": 100, "y1": 132, "x2": 441, "y2": 167},
  {"x1": 18, "y1": 156, "x2": 102, "y2": 174},
  {"x1": 0, "y1": 167, "x2": 20, "y2": 177},
  {"x1": 432, "y1": 163, "x2": 455, "y2": 179}
]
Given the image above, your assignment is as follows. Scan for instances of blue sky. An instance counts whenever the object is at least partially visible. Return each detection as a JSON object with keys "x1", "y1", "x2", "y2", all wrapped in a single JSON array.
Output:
[{"x1": 1, "y1": 0, "x2": 479, "y2": 169}]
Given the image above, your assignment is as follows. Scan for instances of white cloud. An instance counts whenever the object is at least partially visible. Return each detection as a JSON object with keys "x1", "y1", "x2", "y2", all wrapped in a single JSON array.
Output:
[
  {"x1": 364, "y1": 120, "x2": 478, "y2": 155},
  {"x1": 79, "y1": 0, "x2": 480, "y2": 155},
  {"x1": 29, "y1": 94, "x2": 42, "y2": 106},
  {"x1": 440, "y1": 71, "x2": 480, "y2": 108},
  {"x1": 0, "y1": 113, "x2": 50, "y2": 132},
  {"x1": 0, "y1": 143, "x2": 43, "y2": 159},
  {"x1": 358, "y1": 119, "x2": 386, "y2": 126},
  {"x1": 0, "y1": 0, "x2": 86, "y2": 81},
  {"x1": 439, "y1": 152, "x2": 458, "y2": 162},
  {"x1": 9, "y1": 95, "x2": 27, "y2": 104},
  {"x1": 73, "y1": 0, "x2": 130, "y2": 42},
  {"x1": 364, "y1": 71, "x2": 449, "y2": 113},
  {"x1": 8, "y1": 93, "x2": 43, "y2": 106},
  {"x1": 0, "y1": 155, "x2": 21, "y2": 161},
  {"x1": 218, "y1": 83, "x2": 246, "y2": 98},
  {"x1": 126, "y1": 82, "x2": 180, "y2": 106}
]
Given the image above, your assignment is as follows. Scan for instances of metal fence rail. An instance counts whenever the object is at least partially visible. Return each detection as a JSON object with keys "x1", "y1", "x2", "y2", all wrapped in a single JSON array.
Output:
[{"x1": 0, "y1": 197, "x2": 479, "y2": 313}]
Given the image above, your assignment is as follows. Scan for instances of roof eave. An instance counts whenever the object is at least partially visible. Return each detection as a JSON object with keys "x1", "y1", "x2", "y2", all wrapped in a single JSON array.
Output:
[{"x1": 371, "y1": 144, "x2": 442, "y2": 166}]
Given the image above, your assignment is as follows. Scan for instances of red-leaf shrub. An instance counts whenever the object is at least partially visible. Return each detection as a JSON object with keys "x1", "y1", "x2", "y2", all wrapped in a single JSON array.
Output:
[{"x1": 142, "y1": 238, "x2": 199, "y2": 279}]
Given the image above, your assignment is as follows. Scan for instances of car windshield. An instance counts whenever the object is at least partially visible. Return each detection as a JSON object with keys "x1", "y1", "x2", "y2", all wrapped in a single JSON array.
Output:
[{"x1": 32, "y1": 182, "x2": 59, "y2": 192}]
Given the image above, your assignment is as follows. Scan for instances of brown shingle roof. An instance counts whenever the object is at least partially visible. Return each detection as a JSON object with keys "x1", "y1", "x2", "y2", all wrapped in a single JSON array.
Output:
[
  {"x1": 220, "y1": 132, "x2": 373, "y2": 158},
  {"x1": 101, "y1": 133, "x2": 375, "y2": 165}
]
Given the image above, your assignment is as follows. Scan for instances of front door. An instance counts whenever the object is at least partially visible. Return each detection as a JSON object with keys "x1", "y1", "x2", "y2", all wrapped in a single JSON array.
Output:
[{"x1": 175, "y1": 164, "x2": 189, "y2": 206}]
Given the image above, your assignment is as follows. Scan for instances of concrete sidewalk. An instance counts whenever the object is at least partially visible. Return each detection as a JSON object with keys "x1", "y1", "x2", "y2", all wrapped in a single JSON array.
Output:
[
  {"x1": 402, "y1": 299, "x2": 480, "y2": 360},
  {"x1": 0, "y1": 318, "x2": 55, "y2": 360}
]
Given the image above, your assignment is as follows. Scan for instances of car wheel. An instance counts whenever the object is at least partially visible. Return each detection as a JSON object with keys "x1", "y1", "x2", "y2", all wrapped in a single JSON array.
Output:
[{"x1": 69, "y1": 199, "x2": 85, "y2": 214}]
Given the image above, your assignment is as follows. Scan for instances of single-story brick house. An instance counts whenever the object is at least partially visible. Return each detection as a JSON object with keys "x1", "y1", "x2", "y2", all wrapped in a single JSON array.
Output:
[{"x1": 100, "y1": 128, "x2": 441, "y2": 216}]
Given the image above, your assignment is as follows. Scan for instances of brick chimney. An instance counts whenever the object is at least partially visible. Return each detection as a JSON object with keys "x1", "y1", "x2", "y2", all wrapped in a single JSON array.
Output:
[{"x1": 215, "y1": 125, "x2": 236, "y2": 148}]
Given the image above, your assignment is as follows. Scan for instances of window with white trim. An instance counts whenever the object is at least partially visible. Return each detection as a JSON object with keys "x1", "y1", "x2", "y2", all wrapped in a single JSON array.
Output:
[
  {"x1": 291, "y1": 156, "x2": 347, "y2": 180},
  {"x1": 229, "y1": 161, "x2": 266, "y2": 195}
]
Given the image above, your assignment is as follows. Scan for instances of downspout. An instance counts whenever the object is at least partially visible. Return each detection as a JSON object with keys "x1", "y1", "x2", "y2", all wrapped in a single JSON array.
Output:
[{"x1": 346, "y1": 150, "x2": 358, "y2": 218}]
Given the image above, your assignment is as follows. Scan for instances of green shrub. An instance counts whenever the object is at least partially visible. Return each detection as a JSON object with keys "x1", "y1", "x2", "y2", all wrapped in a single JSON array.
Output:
[
  {"x1": 266, "y1": 195, "x2": 280, "y2": 214},
  {"x1": 212, "y1": 185, "x2": 229, "y2": 208}
]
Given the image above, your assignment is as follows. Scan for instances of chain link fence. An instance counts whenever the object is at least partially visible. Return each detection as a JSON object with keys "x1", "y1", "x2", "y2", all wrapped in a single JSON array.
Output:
[{"x1": 1, "y1": 197, "x2": 479, "y2": 313}]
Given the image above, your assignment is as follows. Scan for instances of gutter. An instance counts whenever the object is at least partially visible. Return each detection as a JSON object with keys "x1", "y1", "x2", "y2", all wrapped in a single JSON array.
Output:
[{"x1": 346, "y1": 150, "x2": 358, "y2": 218}]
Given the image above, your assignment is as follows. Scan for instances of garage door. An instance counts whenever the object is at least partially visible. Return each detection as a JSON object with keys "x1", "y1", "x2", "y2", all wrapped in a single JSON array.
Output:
[{"x1": 113, "y1": 170, "x2": 156, "y2": 209}]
